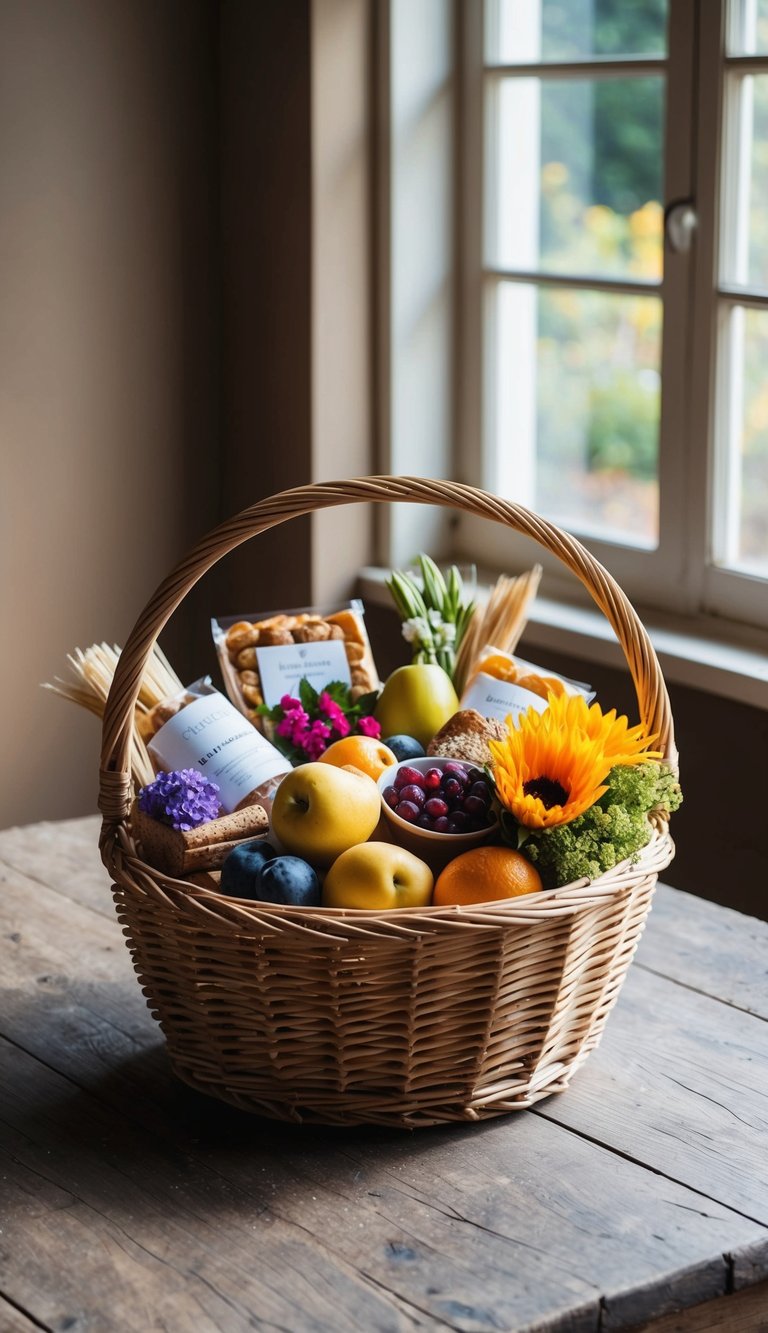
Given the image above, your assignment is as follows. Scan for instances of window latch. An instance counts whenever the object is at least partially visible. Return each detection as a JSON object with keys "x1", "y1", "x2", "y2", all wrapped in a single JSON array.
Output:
[{"x1": 665, "y1": 200, "x2": 698, "y2": 253}]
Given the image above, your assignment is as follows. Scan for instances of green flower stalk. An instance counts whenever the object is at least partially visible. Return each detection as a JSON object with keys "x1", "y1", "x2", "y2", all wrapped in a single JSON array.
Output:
[{"x1": 386, "y1": 555, "x2": 476, "y2": 687}]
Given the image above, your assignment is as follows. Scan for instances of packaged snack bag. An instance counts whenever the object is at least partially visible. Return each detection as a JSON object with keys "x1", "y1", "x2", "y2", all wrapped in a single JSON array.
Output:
[
  {"x1": 212, "y1": 600, "x2": 379, "y2": 721},
  {"x1": 461, "y1": 647, "x2": 594, "y2": 725},
  {"x1": 144, "y1": 678, "x2": 290, "y2": 813}
]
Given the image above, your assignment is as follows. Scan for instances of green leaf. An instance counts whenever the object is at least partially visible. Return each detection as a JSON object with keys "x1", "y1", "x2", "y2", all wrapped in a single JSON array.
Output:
[
  {"x1": 385, "y1": 573, "x2": 414, "y2": 620},
  {"x1": 498, "y1": 809, "x2": 519, "y2": 847},
  {"x1": 446, "y1": 565, "x2": 461, "y2": 619},
  {"x1": 298, "y1": 678, "x2": 319, "y2": 712},
  {"x1": 419, "y1": 554, "x2": 447, "y2": 611},
  {"x1": 402, "y1": 572, "x2": 430, "y2": 621},
  {"x1": 271, "y1": 733, "x2": 301, "y2": 764},
  {"x1": 391, "y1": 572, "x2": 415, "y2": 618},
  {"x1": 352, "y1": 689, "x2": 380, "y2": 716},
  {"x1": 322, "y1": 680, "x2": 352, "y2": 708},
  {"x1": 455, "y1": 600, "x2": 477, "y2": 650}
]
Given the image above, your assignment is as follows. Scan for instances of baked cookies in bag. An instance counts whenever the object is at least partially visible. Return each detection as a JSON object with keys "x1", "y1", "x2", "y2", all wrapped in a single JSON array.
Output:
[{"x1": 212, "y1": 600, "x2": 380, "y2": 723}]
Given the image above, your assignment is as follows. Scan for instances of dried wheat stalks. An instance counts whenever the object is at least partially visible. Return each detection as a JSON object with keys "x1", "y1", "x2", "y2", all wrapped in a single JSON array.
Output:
[
  {"x1": 44, "y1": 642, "x2": 183, "y2": 790},
  {"x1": 453, "y1": 565, "x2": 543, "y2": 695}
]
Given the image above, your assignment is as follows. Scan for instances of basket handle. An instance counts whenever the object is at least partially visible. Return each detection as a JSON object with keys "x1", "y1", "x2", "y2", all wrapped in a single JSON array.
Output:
[{"x1": 99, "y1": 476, "x2": 677, "y2": 826}]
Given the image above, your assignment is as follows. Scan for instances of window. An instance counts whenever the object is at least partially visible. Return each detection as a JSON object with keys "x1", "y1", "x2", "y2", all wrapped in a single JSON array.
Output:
[{"x1": 452, "y1": 0, "x2": 768, "y2": 631}]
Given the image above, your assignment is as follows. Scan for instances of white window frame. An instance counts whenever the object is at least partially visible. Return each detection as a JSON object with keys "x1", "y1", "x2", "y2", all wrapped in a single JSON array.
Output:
[
  {"x1": 456, "y1": 0, "x2": 693, "y2": 611},
  {"x1": 690, "y1": 2, "x2": 768, "y2": 628},
  {"x1": 376, "y1": 0, "x2": 768, "y2": 643}
]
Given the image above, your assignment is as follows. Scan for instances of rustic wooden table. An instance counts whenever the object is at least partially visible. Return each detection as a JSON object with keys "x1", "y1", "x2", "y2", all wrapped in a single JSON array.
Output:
[{"x1": 0, "y1": 817, "x2": 766, "y2": 1333}]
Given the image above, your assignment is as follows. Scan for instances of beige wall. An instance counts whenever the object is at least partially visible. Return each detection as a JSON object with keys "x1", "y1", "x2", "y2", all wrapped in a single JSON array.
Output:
[
  {"x1": 311, "y1": 0, "x2": 374, "y2": 604},
  {"x1": 1, "y1": 0, "x2": 374, "y2": 830},
  {"x1": 0, "y1": 0, "x2": 218, "y2": 828}
]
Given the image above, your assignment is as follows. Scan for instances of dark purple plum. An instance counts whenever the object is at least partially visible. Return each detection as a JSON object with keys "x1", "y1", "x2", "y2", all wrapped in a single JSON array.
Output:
[
  {"x1": 383, "y1": 735, "x2": 425, "y2": 761},
  {"x1": 220, "y1": 842, "x2": 320, "y2": 906},
  {"x1": 220, "y1": 840, "x2": 276, "y2": 897},
  {"x1": 258, "y1": 857, "x2": 321, "y2": 907}
]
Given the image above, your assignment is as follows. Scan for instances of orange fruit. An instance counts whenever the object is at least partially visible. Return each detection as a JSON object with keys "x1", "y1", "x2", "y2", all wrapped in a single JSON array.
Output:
[
  {"x1": 319, "y1": 735, "x2": 397, "y2": 781},
  {"x1": 433, "y1": 845, "x2": 543, "y2": 905}
]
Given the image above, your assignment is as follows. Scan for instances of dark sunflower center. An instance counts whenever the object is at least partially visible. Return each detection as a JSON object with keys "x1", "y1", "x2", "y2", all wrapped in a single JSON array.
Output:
[{"x1": 523, "y1": 776, "x2": 569, "y2": 809}]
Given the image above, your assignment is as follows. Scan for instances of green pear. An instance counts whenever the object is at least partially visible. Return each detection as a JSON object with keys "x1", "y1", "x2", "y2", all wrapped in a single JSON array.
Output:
[{"x1": 374, "y1": 665, "x2": 459, "y2": 748}]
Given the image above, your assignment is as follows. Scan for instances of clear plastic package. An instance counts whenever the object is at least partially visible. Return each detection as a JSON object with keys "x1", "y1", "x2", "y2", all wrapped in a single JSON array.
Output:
[
  {"x1": 212, "y1": 600, "x2": 380, "y2": 723},
  {"x1": 144, "y1": 677, "x2": 290, "y2": 814},
  {"x1": 460, "y1": 646, "x2": 594, "y2": 725}
]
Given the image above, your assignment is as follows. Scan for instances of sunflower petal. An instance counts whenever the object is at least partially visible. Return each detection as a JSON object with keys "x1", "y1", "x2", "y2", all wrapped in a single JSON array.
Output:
[{"x1": 489, "y1": 690, "x2": 659, "y2": 828}]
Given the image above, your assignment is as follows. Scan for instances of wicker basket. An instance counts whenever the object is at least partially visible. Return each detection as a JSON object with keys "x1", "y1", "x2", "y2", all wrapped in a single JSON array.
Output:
[{"x1": 99, "y1": 477, "x2": 677, "y2": 1128}]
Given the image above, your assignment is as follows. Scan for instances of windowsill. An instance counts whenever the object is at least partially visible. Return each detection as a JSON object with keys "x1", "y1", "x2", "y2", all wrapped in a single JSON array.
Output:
[{"x1": 358, "y1": 567, "x2": 768, "y2": 711}]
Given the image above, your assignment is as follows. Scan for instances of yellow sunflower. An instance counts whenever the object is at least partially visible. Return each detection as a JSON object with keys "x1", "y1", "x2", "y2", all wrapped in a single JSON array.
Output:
[
  {"x1": 581, "y1": 699, "x2": 662, "y2": 766},
  {"x1": 488, "y1": 693, "x2": 660, "y2": 830}
]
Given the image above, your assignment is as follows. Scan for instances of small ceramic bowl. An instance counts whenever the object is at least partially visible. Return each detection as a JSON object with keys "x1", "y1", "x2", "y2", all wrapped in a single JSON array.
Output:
[{"x1": 376, "y1": 756, "x2": 498, "y2": 874}]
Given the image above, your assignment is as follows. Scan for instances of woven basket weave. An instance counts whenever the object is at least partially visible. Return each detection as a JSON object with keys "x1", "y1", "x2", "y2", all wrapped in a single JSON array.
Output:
[{"x1": 99, "y1": 477, "x2": 677, "y2": 1128}]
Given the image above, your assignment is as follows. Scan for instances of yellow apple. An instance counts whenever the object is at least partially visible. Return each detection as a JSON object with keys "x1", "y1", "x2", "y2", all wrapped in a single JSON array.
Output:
[
  {"x1": 374, "y1": 664, "x2": 459, "y2": 748},
  {"x1": 322, "y1": 841, "x2": 434, "y2": 909},
  {"x1": 270, "y1": 763, "x2": 380, "y2": 868}
]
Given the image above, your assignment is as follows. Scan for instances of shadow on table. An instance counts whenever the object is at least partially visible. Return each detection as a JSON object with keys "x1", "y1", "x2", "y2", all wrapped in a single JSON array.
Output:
[{"x1": 20, "y1": 1037, "x2": 529, "y2": 1187}]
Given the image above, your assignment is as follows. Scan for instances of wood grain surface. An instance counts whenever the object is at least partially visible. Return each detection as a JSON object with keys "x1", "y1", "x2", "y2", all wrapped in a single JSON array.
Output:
[{"x1": 1, "y1": 816, "x2": 766, "y2": 1333}]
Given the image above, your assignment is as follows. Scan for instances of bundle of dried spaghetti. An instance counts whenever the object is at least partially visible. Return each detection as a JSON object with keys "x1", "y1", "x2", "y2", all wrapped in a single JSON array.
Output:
[
  {"x1": 44, "y1": 642, "x2": 183, "y2": 790},
  {"x1": 453, "y1": 565, "x2": 543, "y2": 694}
]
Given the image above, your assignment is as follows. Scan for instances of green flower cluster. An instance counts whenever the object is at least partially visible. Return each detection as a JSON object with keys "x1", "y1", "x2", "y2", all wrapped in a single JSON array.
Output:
[
  {"x1": 386, "y1": 554, "x2": 476, "y2": 685},
  {"x1": 508, "y1": 761, "x2": 682, "y2": 890}
]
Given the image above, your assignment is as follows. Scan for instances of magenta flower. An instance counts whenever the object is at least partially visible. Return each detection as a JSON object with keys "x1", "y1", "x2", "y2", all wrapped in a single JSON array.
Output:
[
  {"x1": 259, "y1": 678, "x2": 382, "y2": 765},
  {"x1": 318, "y1": 691, "x2": 352, "y2": 739},
  {"x1": 301, "y1": 719, "x2": 332, "y2": 760},
  {"x1": 276, "y1": 704, "x2": 309, "y2": 740},
  {"x1": 357, "y1": 714, "x2": 381, "y2": 739}
]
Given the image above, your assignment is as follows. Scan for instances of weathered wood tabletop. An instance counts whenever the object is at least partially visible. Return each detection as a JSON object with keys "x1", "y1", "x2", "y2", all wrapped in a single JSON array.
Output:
[{"x1": 0, "y1": 816, "x2": 766, "y2": 1333}]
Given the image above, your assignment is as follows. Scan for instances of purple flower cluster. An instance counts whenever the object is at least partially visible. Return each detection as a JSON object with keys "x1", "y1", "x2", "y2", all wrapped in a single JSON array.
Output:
[
  {"x1": 138, "y1": 768, "x2": 221, "y2": 831},
  {"x1": 274, "y1": 690, "x2": 380, "y2": 761}
]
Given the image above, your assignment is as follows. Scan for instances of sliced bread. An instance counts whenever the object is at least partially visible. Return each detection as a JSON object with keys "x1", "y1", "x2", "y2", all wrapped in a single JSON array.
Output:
[{"x1": 427, "y1": 709, "x2": 505, "y2": 768}]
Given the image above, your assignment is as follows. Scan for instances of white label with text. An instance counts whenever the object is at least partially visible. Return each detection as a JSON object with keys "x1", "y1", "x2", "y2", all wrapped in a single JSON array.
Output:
[
  {"x1": 256, "y1": 640, "x2": 352, "y2": 708},
  {"x1": 149, "y1": 691, "x2": 288, "y2": 812},
  {"x1": 461, "y1": 674, "x2": 550, "y2": 724}
]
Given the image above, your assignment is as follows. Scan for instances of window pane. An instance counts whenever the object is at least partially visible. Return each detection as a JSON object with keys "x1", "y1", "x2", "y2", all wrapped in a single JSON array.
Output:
[
  {"x1": 721, "y1": 74, "x2": 768, "y2": 289},
  {"x1": 716, "y1": 305, "x2": 768, "y2": 575},
  {"x1": 489, "y1": 0, "x2": 668, "y2": 64},
  {"x1": 491, "y1": 76, "x2": 665, "y2": 279},
  {"x1": 492, "y1": 282, "x2": 661, "y2": 546},
  {"x1": 728, "y1": 0, "x2": 768, "y2": 55}
]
